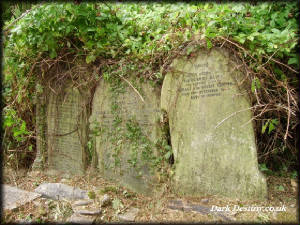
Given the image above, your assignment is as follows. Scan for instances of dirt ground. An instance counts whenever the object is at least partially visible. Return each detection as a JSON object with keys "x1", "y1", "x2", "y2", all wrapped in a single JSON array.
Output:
[{"x1": 2, "y1": 167, "x2": 299, "y2": 223}]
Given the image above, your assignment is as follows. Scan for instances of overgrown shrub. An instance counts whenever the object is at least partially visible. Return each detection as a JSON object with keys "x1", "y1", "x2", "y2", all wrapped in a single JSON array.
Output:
[{"x1": 2, "y1": 2, "x2": 299, "y2": 173}]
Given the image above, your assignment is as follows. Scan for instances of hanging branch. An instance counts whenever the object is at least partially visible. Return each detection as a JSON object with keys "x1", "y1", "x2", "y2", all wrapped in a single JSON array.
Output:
[
  {"x1": 118, "y1": 74, "x2": 145, "y2": 103},
  {"x1": 3, "y1": 4, "x2": 43, "y2": 33}
]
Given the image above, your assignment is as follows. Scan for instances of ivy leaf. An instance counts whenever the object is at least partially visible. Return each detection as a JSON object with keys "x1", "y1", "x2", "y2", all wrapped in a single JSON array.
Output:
[
  {"x1": 259, "y1": 163, "x2": 269, "y2": 172},
  {"x1": 268, "y1": 119, "x2": 278, "y2": 134},
  {"x1": 287, "y1": 57, "x2": 298, "y2": 65},
  {"x1": 206, "y1": 38, "x2": 212, "y2": 49},
  {"x1": 251, "y1": 79, "x2": 256, "y2": 93},
  {"x1": 251, "y1": 78, "x2": 261, "y2": 92},
  {"x1": 86, "y1": 54, "x2": 96, "y2": 64},
  {"x1": 268, "y1": 122, "x2": 275, "y2": 134},
  {"x1": 164, "y1": 151, "x2": 172, "y2": 160},
  {"x1": 262, "y1": 120, "x2": 269, "y2": 134},
  {"x1": 277, "y1": 185, "x2": 285, "y2": 191},
  {"x1": 49, "y1": 50, "x2": 57, "y2": 59}
]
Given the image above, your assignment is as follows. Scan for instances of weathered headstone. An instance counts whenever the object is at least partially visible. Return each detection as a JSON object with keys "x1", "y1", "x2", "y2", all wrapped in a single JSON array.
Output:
[
  {"x1": 161, "y1": 47, "x2": 267, "y2": 199},
  {"x1": 67, "y1": 213, "x2": 96, "y2": 224},
  {"x1": 3, "y1": 185, "x2": 41, "y2": 210},
  {"x1": 33, "y1": 62, "x2": 93, "y2": 174},
  {"x1": 32, "y1": 85, "x2": 47, "y2": 170},
  {"x1": 89, "y1": 78, "x2": 162, "y2": 194},
  {"x1": 34, "y1": 183, "x2": 88, "y2": 200},
  {"x1": 46, "y1": 83, "x2": 90, "y2": 174}
]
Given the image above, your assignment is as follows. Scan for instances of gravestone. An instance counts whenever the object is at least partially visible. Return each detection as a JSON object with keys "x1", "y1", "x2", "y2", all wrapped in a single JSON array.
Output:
[
  {"x1": 33, "y1": 62, "x2": 93, "y2": 174},
  {"x1": 32, "y1": 83, "x2": 47, "y2": 170},
  {"x1": 161, "y1": 47, "x2": 267, "y2": 199},
  {"x1": 34, "y1": 183, "x2": 88, "y2": 200},
  {"x1": 89, "y1": 78, "x2": 162, "y2": 194},
  {"x1": 46, "y1": 83, "x2": 90, "y2": 174},
  {"x1": 3, "y1": 185, "x2": 41, "y2": 210}
]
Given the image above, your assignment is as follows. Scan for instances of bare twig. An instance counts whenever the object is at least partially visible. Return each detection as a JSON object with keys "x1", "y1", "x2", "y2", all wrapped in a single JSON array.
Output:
[
  {"x1": 219, "y1": 36, "x2": 256, "y2": 61},
  {"x1": 284, "y1": 88, "x2": 291, "y2": 140},
  {"x1": 269, "y1": 57, "x2": 299, "y2": 74},
  {"x1": 215, "y1": 107, "x2": 254, "y2": 129},
  {"x1": 4, "y1": 4, "x2": 43, "y2": 33},
  {"x1": 118, "y1": 75, "x2": 145, "y2": 103},
  {"x1": 260, "y1": 49, "x2": 279, "y2": 68}
]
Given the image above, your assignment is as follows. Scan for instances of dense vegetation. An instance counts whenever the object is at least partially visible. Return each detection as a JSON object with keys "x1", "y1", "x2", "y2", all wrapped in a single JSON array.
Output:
[{"x1": 2, "y1": 2, "x2": 299, "y2": 176}]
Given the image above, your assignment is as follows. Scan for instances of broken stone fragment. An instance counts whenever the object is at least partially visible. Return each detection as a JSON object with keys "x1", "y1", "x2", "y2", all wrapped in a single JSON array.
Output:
[
  {"x1": 72, "y1": 199, "x2": 94, "y2": 207},
  {"x1": 201, "y1": 198, "x2": 209, "y2": 204},
  {"x1": 74, "y1": 208, "x2": 102, "y2": 215},
  {"x1": 34, "y1": 183, "x2": 88, "y2": 200},
  {"x1": 67, "y1": 213, "x2": 96, "y2": 224},
  {"x1": 118, "y1": 207, "x2": 139, "y2": 222},
  {"x1": 167, "y1": 199, "x2": 231, "y2": 221},
  {"x1": 3, "y1": 184, "x2": 41, "y2": 210}
]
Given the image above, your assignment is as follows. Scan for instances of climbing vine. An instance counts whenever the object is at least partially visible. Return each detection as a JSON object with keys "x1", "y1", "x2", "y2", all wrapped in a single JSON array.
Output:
[
  {"x1": 100, "y1": 73, "x2": 172, "y2": 179},
  {"x1": 3, "y1": 2, "x2": 299, "y2": 173}
]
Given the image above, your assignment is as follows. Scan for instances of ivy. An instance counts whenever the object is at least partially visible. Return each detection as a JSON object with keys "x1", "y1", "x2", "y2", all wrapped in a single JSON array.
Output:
[{"x1": 3, "y1": 2, "x2": 299, "y2": 171}]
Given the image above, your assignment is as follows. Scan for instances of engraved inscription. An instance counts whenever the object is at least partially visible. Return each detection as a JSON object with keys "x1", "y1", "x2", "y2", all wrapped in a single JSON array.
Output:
[
  {"x1": 178, "y1": 64, "x2": 234, "y2": 100},
  {"x1": 48, "y1": 90, "x2": 83, "y2": 173},
  {"x1": 93, "y1": 99, "x2": 160, "y2": 128}
]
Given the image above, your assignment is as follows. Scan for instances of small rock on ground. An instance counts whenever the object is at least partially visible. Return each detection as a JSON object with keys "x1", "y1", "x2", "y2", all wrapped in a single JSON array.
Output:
[
  {"x1": 60, "y1": 178, "x2": 69, "y2": 183},
  {"x1": 100, "y1": 194, "x2": 111, "y2": 207},
  {"x1": 118, "y1": 207, "x2": 139, "y2": 222},
  {"x1": 201, "y1": 198, "x2": 209, "y2": 204},
  {"x1": 74, "y1": 209, "x2": 102, "y2": 215},
  {"x1": 72, "y1": 199, "x2": 94, "y2": 207}
]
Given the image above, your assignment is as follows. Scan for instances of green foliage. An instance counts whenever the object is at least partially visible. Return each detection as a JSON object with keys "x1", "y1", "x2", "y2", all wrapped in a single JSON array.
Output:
[
  {"x1": 2, "y1": 2, "x2": 33, "y2": 22},
  {"x1": 262, "y1": 119, "x2": 279, "y2": 134},
  {"x1": 4, "y1": 2, "x2": 299, "y2": 85},
  {"x1": 259, "y1": 163, "x2": 273, "y2": 175},
  {"x1": 251, "y1": 78, "x2": 261, "y2": 93},
  {"x1": 98, "y1": 186, "x2": 119, "y2": 194},
  {"x1": 4, "y1": 108, "x2": 29, "y2": 141},
  {"x1": 291, "y1": 171, "x2": 298, "y2": 179},
  {"x1": 87, "y1": 190, "x2": 96, "y2": 200},
  {"x1": 277, "y1": 185, "x2": 285, "y2": 192},
  {"x1": 2, "y1": 2, "x2": 299, "y2": 172}
]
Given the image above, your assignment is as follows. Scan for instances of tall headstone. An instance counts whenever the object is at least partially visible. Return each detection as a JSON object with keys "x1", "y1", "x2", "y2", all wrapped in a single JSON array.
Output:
[
  {"x1": 32, "y1": 84, "x2": 47, "y2": 170},
  {"x1": 161, "y1": 47, "x2": 267, "y2": 199},
  {"x1": 89, "y1": 78, "x2": 162, "y2": 194},
  {"x1": 46, "y1": 83, "x2": 89, "y2": 174}
]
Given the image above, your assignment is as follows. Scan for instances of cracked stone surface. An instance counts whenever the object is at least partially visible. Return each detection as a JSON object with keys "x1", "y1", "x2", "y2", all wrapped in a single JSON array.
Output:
[
  {"x1": 89, "y1": 78, "x2": 163, "y2": 195},
  {"x1": 73, "y1": 208, "x2": 102, "y2": 215},
  {"x1": 67, "y1": 213, "x2": 96, "y2": 224},
  {"x1": 3, "y1": 185, "x2": 41, "y2": 210},
  {"x1": 161, "y1": 47, "x2": 267, "y2": 199},
  {"x1": 72, "y1": 199, "x2": 94, "y2": 207}
]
